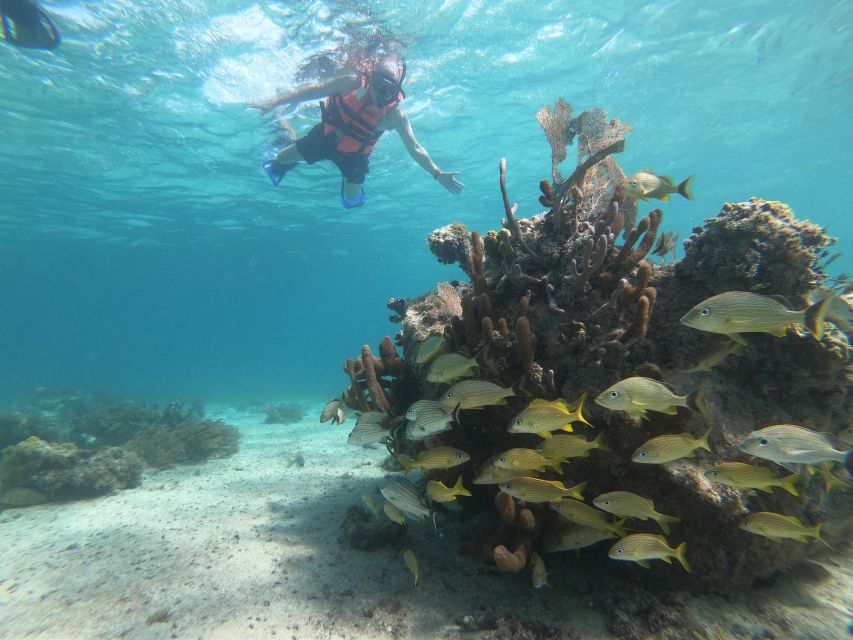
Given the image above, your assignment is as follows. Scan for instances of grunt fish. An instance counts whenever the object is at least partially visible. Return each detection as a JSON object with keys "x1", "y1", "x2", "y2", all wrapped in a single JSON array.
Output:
[
  {"x1": 347, "y1": 421, "x2": 390, "y2": 447},
  {"x1": 494, "y1": 448, "x2": 563, "y2": 474},
  {"x1": 427, "y1": 352, "x2": 480, "y2": 383},
  {"x1": 380, "y1": 477, "x2": 432, "y2": 522},
  {"x1": 680, "y1": 291, "x2": 834, "y2": 344},
  {"x1": 426, "y1": 476, "x2": 472, "y2": 503},
  {"x1": 440, "y1": 380, "x2": 515, "y2": 411},
  {"x1": 682, "y1": 338, "x2": 745, "y2": 373},
  {"x1": 383, "y1": 500, "x2": 407, "y2": 526},
  {"x1": 595, "y1": 376, "x2": 696, "y2": 419},
  {"x1": 507, "y1": 394, "x2": 592, "y2": 439},
  {"x1": 542, "y1": 525, "x2": 618, "y2": 553},
  {"x1": 498, "y1": 477, "x2": 586, "y2": 503},
  {"x1": 622, "y1": 170, "x2": 694, "y2": 203},
  {"x1": 416, "y1": 334, "x2": 448, "y2": 364},
  {"x1": 405, "y1": 405, "x2": 455, "y2": 441},
  {"x1": 738, "y1": 424, "x2": 850, "y2": 469},
  {"x1": 530, "y1": 551, "x2": 549, "y2": 588},
  {"x1": 550, "y1": 499, "x2": 627, "y2": 536},
  {"x1": 608, "y1": 534, "x2": 690, "y2": 571},
  {"x1": 403, "y1": 549, "x2": 420, "y2": 586},
  {"x1": 397, "y1": 446, "x2": 470, "y2": 474},
  {"x1": 361, "y1": 491, "x2": 382, "y2": 518},
  {"x1": 406, "y1": 399, "x2": 445, "y2": 421},
  {"x1": 537, "y1": 432, "x2": 609, "y2": 462},
  {"x1": 472, "y1": 463, "x2": 523, "y2": 485},
  {"x1": 593, "y1": 491, "x2": 680, "y2": 535},
  {"x1": 739, "y1": 512, "x2": 828, "y2": 546},
  {"x1": 632, "y1": 427, "x2": 712, "y2": 464},
  {"x1": 705, "y1": 462, "x2": 799, "y2": 496}
]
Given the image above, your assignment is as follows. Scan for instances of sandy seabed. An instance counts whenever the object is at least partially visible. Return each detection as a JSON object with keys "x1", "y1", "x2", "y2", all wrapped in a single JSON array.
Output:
[{"x1": 0, "y1": 403, "x2": 850, "y2": 640}]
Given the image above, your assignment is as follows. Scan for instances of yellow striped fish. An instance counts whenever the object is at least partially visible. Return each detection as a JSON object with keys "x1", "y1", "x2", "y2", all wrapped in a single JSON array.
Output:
[
  {"x1": 426, "y1": 476, "x2": 472, "y2": 503},
  {"x1": 705, "y1": 462, "x2": 800, "y2": 496},
  {"x1": 680, "y1": 291, "x2": 834, "y2": 344},
  {"x1": 494, "y1": 448, "x2": 562, "y2": 474},
  {"x1": 817, "y1": 463, "x2": 852, "y2": 493},
  {"x1": 542, "y1": 525, "x2": 618, "y2": 553},
  {"x1": 398, "y1": 446, "x2": 470, "y2": 474},
  {"x1": 440, "y1": 380, "x2": 515, "y2": 411},
  {"x1": 537, "y1": 432, "x2": 609, "y2": 461},
  {"x1": 383, "y1": 501, "x2": 407, "y2": 526},
  {"x1": 549, "y1": 499, "x2": 627, "y2": 536},
  {"x1": 593, "y1": 491, "x2": 680, "y2": 534},
  {"x1": 740, "y1": 512, "x2": 828, "y2": 546},
  {"x1": 416, "y1": 334, "x2": 448, "y2": 364},
  {"x1": 427, "y1": 352, "x2": 480, "y2": 383},
  {"x1": 682, "y1": 338, "x2": 745, "y2": 373},
  {"x1": 403, "y1": 549, "x2": 420, "y2": 586},
  {"x1": 507, "y1": 394, "x2": 592, "y2": 438},
  {"x1": 498, "y1": 477, "x2": 586, "y2": 503},
  {"x1": 595, "y1": 377, "x2": 694, "y2": 419},
  {"x1": 608, "y1": 534, "x2": 690, "y2": 571},
  {"x1": 632, "y1": 427, "x2": 712, "y2": 464},
  {"x1": 472, "y1": 463, "x2": 523, "y2": 485}
]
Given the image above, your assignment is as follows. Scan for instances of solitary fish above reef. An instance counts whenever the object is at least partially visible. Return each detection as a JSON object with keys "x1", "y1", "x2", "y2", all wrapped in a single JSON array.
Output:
[
  {"x1": 537, "y1": 432, "x2": 609, "y2": 462},
  {"x1": 593, "y1": 491, "x2": 681, "y2": 535},
  {"x1": 632, "y1": 427, "x2": 712, "y2": 464},
  {"x1": 595, "y1": 376, "x2": 697, "y2": 419},
  {"x1": 530, "y1": 551, "x2": 549, "y2": 589},
  {"x1": 550, "y1": 499, "x2": 627, "y2": 536},
  {"x1": 542, "y1": 524, "x2": 618, "y2": 553},
  {"x1": 508, "y1": 394, "x2": 592, "y2": 438},
  {"x1": 608, "y1": 534, "x2": 691, "y2": 572},
  {"x1": 680, "y1": 291, "x2": 834, "y2": 344},
  {"x1": 739, "y1": 512, "x2": 828, "y2": 546},
  {"x1": 440, "y1": 380, "x2": 515, "y2": 411},
  {"x1": 499, "y1": 477, "x2": 586, "y2": 503},
  {"x1": 739, "y1": 424, "x2": 850, "y2": 470},
  {"x1": 622, "y1": 170, "x2": 695, "y2": 202},
  {"x1": 380, "y1": 477, "x2": 433, "y2": 523},
  {"x1": 320, "y1": 398, "x2": 346, "y2": 425},
  {"x1": 405, "y1": 405, "x2": 455, "y2": 441},
  {"x1": 681, "y1": 338, "x2": 745, "y2": 373},
  {"x1": 383, "y1": 501, "x2": 407, "y2": 526},
  {"x1": 416, "y1": 334, "x2": 448, "y2": 364},
  {"x1": 403, "y1": 549, "x2": 420, "y2": 586},
  {"x1": 705, "y1": 462, "x2": 800, "y2": 496},
  {"x1": 494, "y1": 448, "x2": 563, "y2": 474},
  {"x1": 427, "y1": 352, "x2": 480, "y2": 383},
  {"x1": 426, "y1": 476, "x2": 472, "y2": 503},
  {"x1": 397, "y1": 446, "x2": 470, "y2": 474}
]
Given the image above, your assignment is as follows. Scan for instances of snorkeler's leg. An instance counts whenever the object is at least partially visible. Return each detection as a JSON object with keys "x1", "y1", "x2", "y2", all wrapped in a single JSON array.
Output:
[
  {"x1": 338, "y1": 153, "x2": 368, "y2": 208},
  {"x1": 275, "y1": 144, "x2": 304, "y2": 164}
]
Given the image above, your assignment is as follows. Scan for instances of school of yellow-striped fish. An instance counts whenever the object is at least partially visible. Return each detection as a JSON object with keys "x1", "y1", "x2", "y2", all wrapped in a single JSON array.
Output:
[{"x1": 318, "y1": 289, "x2": 850, "y2": 588}]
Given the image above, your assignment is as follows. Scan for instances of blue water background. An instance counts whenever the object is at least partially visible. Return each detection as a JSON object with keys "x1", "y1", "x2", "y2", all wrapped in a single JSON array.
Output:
[{"x1": 0, "y1": 1, "x2": 850, "y2": 405}]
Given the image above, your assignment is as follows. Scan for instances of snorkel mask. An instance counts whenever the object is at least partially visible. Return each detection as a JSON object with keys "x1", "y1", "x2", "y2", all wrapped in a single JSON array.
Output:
[{"x1": 371, "y1": 59, "x2": 406, "y2": 106}]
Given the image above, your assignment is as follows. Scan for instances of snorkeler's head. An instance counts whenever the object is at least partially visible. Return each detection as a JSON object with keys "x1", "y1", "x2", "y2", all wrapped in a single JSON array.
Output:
[{"x1": 371, "y1": 55, "x2": 406, "y2": 105}]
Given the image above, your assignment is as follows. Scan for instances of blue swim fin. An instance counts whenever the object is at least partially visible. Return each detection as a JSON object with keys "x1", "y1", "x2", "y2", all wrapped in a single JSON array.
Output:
[
  {"x1": 262, "y1": 134, "x2": 297, "y2": 187},
  {"x1": 341, "y1": 182, "x2": 366, "y2": 208}
]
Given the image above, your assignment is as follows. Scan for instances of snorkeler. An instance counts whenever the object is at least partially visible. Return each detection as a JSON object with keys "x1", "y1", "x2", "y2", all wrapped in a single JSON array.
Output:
[
  {"x1": 249, "y1": 55, "x2": 464, "y2": 208},
  {"x1": 0, "y1": 0, "x2": 60, "y2": 50}
]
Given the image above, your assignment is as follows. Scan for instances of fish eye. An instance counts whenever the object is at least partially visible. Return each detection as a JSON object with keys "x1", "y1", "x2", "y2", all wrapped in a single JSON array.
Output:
[
  {"x1": 630, "y1": 180, "x2": 637, "y2": 186},
  {"x1": 504, "y1": 483, "x2": 512, "y2": 490},
  {"x1": 445, "y1": 392, "x2": 453, "y2": 400},
  {"x1": 456, "y1": 453, "x2": 464, "y2": 459},
  {"x1": 603, "y1": 500, "x2": 611, "y2": 506},
  {"x1": 639, "y1": 451, "x2": 648, "y2": 457},
  {"x1": 498, "y1": 456, "x2": 506, "y2": 463},
  {"x1": 709, "y1": 471, "x2": 719, "y2": 477},
  {"x1": 758, "y1": 437, "x2": 769, "y2": 447},
  {"x1": 514, "y1": 418, "x2": 523, "y2": 426},
  {"x1": 609, "y1": 391, "x2": 618, "y2": 399},
  {"x1": 615, "y1": 548, "x2": 624, "y2": 555},
  {"x1": 700, "y1": 307, "x2": 710, "y2": 317}
]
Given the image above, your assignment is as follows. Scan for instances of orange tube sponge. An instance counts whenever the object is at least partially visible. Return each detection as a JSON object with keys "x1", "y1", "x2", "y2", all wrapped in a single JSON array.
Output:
[
  {"x1": 361, "y1": 345, "x2": 391, "y2": 413},
  {"x1": 493, "y1": 544, "x2": 527, "y2": 573}
]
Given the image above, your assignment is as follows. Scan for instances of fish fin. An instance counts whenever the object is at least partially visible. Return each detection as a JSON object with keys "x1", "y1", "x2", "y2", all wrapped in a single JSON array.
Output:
[
  {"x1": 806, "y1": 464, "x2": 817, "y2": 475},
  {"x1": 686, "y1": 381, "x2": 709, "y2": 416},
  {"x1": 732, "y1": 341, "x2": 746, "y2": 356},
  {"x1": 771, "y1": 325, "x2": 789, "y2": 337},
  {"x1": 636, "y1": 560, "x2": 651, "y2": 569},
  {"x1": 676, "y1": 542, "x2": 691, "y2": 572},
  {"x1": 397, "y1": 455, "x2": 416, "y2": 475},
  {"x1": 813, "y1": 523, "x2": 832, "y2": 548},
  {"x1": 570, "y1": 392, "x2": 593, "y2": 427},
  {"x1": 677, "y1": 175, "x2": 695, "y2": 200},
  {"x1": 451, "y1": 402, "x2": 462, "y2": 426},
  {"x1": 656, "y1": 515, "x2": 680, "y2": 535},
  {"x1": 727, "y1": 333, "x2": 748, "y2": 346},
  {"x1": 659, "y1": 194, "x2": 671, "y2": 203},
  {"x1": 661, "y1": 556, "x2": 673, "y2": 564},
  {"x1": 529, "y1": 398, "x2": 553, "y2": 408},
  {"x1": 758, "y1": 486, "x2": 774, "y2": 494},
  {"x1": 592, "y1": 431, "x2": 610, "y2": 452},
  {"x1": 776, "y1": 461, "x2": 799, "y2": 474},
  {"x1": 453, "y1": 475, "x2": 472, "y2": 497},
  {"x1": 613, "y1": 519, "x2": 628, "y2": 537},
  {"x1": 660, "y1": 405, "x2": 679, "y2": 415},
  {"x1": 697, "y1": 426, "x2": 713, "y2": 452},
  {"x1": 804, "y1": 293, "x2": 834, "y2": 340},
  {"x1": 569, "y1": 481, "x2": 588, "y2": 500},
  {"x1": 658, "y1": 175, "x2": 674, "y2": 187},
  {"x1": 539, "y1": 430, "x2": 552, "y2": 440}
]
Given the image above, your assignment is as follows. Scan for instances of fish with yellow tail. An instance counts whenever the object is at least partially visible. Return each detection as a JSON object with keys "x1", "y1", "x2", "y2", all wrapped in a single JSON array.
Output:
[
  {"x1": 593, "y1": 491, "x2": 681, "y2": 535},
  {"x1": 740, "y1": 512, "x2": 829, "y2": 546},
  {"x1": 426, "y1": 476, "x2": 472, "y2": 503},
  {"x1": 498, "y1": 477, "x2": 587, "y2": 503},
  {"x1": 595, "y1": 377, "x2": 702, "y2": 419},
  {"x1": 530, "y1": 551, "x2": 549, "y2": 588},
  {"x1": 622, "y1": 170, "x2": 695, "y2": 203},
  {"x1": 550, "y1": 499, "x2": 627, "y2": 536},
  {"x1": 508, "y1": 394, "x2": 592, "y2": 439},
  {"x1": 738, "y1": 424, "x2": 850, "y2": 473},
  {"x1": 361, "y1": 492, "x2": 382, "y2": 518},
  {"x1": 705, "y1": 462, "x2": 800, "y2": 496},
  {"x1": 440, "y1": 380, "x2": 515, "y2": 411},
  {"x1": 543, "y1": 525, "x2": 618, "y2": 553},
  {"x1": 383, "y1": 501, "x2": 407, "y2": 526},
  {"x1": 416, "y1": 334, "x2": 447, "y2": 364},
  {"x1": 403, "y1": 549, "x2": 420, "y2": 586},
  {"x1": 608, "y1": 534, "x2": 691, "y2": 571},
  {"x1": 682, "y1": 338, "x2": 745, "y2": 373},
  {"x1": 472, "y1": 462, "x2": 523, "y2": 485},
  {"x1": 632, "y1": 427, "x2": 712, "y2": 464},
  {"x1": 537, "y1": 432, "x2": 609, "y2": 462},
  {"x1": 426, "y1": 352, "x2": 481, "y2": 383},
  {"x1": 397, "y1": 446, "x2": 470, "y2": 474},
  {"x1": 494, "y1": 448, "x2": 563, "y2": 474},
  {"x1": 680, "y1": 291, "x2": 835, "y2": 344}
]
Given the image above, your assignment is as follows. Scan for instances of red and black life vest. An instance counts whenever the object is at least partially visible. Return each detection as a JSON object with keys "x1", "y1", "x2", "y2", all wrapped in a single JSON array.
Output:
[{"x1": 321, "y1": 74, "x2": 404, "y2": 156}]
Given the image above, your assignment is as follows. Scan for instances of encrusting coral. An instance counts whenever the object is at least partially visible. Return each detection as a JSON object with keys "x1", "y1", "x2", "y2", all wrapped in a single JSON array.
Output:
[{"x1": 329, "y1": 97, "x2": 852, "y2": 619}]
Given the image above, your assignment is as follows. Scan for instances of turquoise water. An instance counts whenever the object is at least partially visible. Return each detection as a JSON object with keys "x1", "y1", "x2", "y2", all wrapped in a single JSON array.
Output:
[{"x1": 0, "y1": 0, "x2": 851, "y2": 404}]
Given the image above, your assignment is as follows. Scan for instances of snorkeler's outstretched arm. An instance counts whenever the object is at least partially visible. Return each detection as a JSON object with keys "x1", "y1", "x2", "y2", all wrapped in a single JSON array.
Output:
[
  {"x1": 388, "y1": 108, "x2": 464, "y2": 194},
  {"x1": 248, "y1": 74, "x2": 361, "y2": 113}
]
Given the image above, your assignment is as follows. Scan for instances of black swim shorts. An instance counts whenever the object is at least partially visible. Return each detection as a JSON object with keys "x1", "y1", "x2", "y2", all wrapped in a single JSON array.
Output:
[{"x1": 296, "y1": 123, "x2": 369, "y2": 184}]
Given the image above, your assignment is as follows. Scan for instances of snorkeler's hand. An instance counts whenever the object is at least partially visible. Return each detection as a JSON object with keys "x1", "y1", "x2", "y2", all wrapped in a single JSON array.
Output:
[{"x1": 437, "y1": 171, "x2": 464, "y2": 195}]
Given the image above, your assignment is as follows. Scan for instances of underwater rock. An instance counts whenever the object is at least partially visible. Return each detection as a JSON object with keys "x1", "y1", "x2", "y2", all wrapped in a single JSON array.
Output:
[
  {"x1": 0, "y1": 412, "x2": 58, "y2": 450},
  {"x1": 339, "y1": 505, "x2": 406, "y2": 550},
  {"x1": 0, "y1": 436, "x2": 143, "y2": 503},
  {"x1": 427, "y1": 222, "x2": 472, "y2": 269},
  {"x1": 263, "y1": 402, "x2": 305, "y2": 425},
  {"x1": 0, "y1": 486, "x2": 47, "y2": 507},
  {"x1": 124, "y1": 419, "x2": 239, "y2": 468}
]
